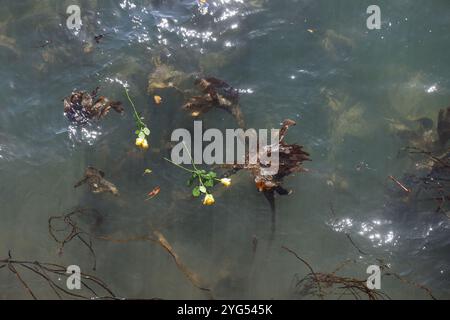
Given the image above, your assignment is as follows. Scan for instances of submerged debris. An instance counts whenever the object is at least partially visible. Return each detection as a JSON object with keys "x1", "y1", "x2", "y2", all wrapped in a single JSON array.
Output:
[
  {"x1": 182, "y1": 77, "x2": 245, "y2": 128},
  {"x1": 388, "y1": 107, "x2": 450, "y2": 215},
  {"x1": 100, "y1": 230, "x2": 213, "y2": 298},
  {"x1": 74, "y1": 167, "x2": 119, "y2": 196},
  {"x1": 225, "y1": 119, "x2": 310, "y2": 208},
  {"x1": 437, "y1": 107, "x2": 450, "y2": 147},
  {"x1": 0, "y1": 251, "x2": 115, "y2": 300},
  {"x1": 63, "y1": 87, "x2": 124, "y2": 124},
  {"x1": 391, "y1": 106, "x2": 450, "y2": 156},
  {"x1": 94, "y1": 32, "x2": 112, "y2": 44},
  {"x1": 388, "y1": 175, "x2": 411, "y2": 194},
  {"x1": 220, "y1": 120, "x2": 310, "y2": 237},
  {"x1": 282, "y1": 246, "x2": 436, "y2": 300},
  {"x1": 146, "y1": 186, "x2": 161, "y2": 200},
  {"x1": 48, "y1": 208, "x2": 100, "y2": 270},
  {"x1": 153, "y1": 95, "x2": 162, "y2": 105},
  {"x1": 405, "y1": 147, "x2": 450, "y2": 216}
]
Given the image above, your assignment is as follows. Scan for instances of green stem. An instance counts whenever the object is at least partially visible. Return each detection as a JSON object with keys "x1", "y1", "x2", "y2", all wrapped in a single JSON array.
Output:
[
  {"x1": 163, "y1": 158, "x2": 195, "y2": 173},
  {"x1": 125, "y1": 89, "x2": 145, "y2": 128},
  {"x1": 180, "y1": 141, "x2": 207, "y2": 190},
  {"x1": 198, "y1": 175, "x2": 205, "y2": 189},
  {"x1": 165, "y1": 143, "x2": 210, "y2": 193},
  {"x1": 182, "y1": 141, "x2": 198, "y2": 171}
]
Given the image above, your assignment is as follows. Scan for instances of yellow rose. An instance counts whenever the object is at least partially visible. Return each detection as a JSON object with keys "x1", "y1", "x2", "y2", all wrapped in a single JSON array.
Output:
[
  {"x1": 135, "y1": 137, "x2": 144, "y2": 146},
  {"x1": 202, "y1": 193, "x2": 215, "y2": 206},
  {"x1": 220, "y1": 178, "x2": 231, "y2": 187},
  {"x1": 141, "y1": 139, "x2": 149, "y2": 150}
]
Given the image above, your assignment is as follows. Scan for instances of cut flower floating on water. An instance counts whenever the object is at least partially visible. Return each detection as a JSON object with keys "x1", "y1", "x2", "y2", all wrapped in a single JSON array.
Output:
[
  {"x1": 202, "y1": 194, "x2": 215, "y2": 206},
  {"x1": 136, "y1": 137, "x2": 149, "y2": 149},
  {"x1": 125, "y1": 88, "x2": 151, "y2": 151},
  {"x1": 220, "y1": 178, "x2": 231, "y2": 187},
  {"x1": 164, "y1": 142, "x2": 229, "y2": 206}
]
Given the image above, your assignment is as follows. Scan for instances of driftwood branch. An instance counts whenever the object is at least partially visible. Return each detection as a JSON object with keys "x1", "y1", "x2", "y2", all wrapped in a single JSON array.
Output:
[{"x1": 0, "y1": 252, "x2": 116, "y2": 300}]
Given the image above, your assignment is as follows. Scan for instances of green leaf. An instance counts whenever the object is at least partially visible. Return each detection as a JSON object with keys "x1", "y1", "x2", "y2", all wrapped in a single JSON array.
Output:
[
  {"x1": 138, "y1": 131, "x2": 146, "y2": 139},
  {"x1": 192, "y1": 187, "x2": 201, "y2": 197},
  {"x1": 143, "y1": 127, "x2": 150, "y2": 136},
  {"x1": 208, "y1": 171, "x2": 217, "y2": 178},
  {"x1": 199, "y1": 186, "x2": 207, "y2": 194},
  {"x1": 135, "y1": 130, "x2": 140, "y2": 135},
  {"x1": 204, "y1": 180, "x2": 214, "y2": 187}
]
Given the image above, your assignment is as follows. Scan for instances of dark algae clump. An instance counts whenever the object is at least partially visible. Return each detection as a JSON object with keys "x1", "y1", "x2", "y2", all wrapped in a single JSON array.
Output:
[{"x1": 63, "y1": 87, "x2": 124, "y2": 125}]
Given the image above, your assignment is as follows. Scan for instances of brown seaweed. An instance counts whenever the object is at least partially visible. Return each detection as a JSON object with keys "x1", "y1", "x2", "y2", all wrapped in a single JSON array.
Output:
[
  {"x1": 229, "y1": 119, "x2": 309, "y2": 203},
  {"x1": 63, "y1": 87, "x2": 124, "y2": 124},
  {"x1": 182, "y1": 77, "x2": 245, "y2": 128},
  {"x1": 74, "y1": 167, "x2": 119, "y2": 196},
  {"x1": 221, "y1": 119, "x2": 310, "y2": 237}
]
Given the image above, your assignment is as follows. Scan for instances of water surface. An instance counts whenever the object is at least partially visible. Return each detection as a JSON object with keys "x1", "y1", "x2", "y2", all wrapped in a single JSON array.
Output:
[{"x1": 0, "y1": 0, "x2": 449, "y2": 299}]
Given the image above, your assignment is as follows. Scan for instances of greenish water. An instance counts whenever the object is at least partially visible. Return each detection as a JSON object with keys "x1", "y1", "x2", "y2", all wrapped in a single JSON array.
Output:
[{"x1": 0, "y1": 0, "x2": 449, "y2": 299}]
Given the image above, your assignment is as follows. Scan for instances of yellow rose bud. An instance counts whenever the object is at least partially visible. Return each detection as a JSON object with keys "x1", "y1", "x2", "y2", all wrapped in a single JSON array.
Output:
[
  {"x1": 135, "y1": 137, "x2": 144, "y2": 146},
  {"x1": 220, "y1": 178, "x2": 231, "y2": 187},
  {"x1": 202, "y1": 193, "x2": 215, "y2": 206}
]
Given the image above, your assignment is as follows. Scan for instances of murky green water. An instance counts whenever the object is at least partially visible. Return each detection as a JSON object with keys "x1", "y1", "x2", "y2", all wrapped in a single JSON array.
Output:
[{"x1": 0, "y1": 0, "x2": 449, "y2": 299}]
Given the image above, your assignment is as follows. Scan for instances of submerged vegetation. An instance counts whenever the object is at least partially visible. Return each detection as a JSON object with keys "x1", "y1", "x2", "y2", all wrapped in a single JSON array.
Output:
[
  {"x1": 182, "y1": 77, "x2": 245, "y2": 128},
  {"x1": 282, "y1": 246, "x2": 436, "y2": 300}
]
